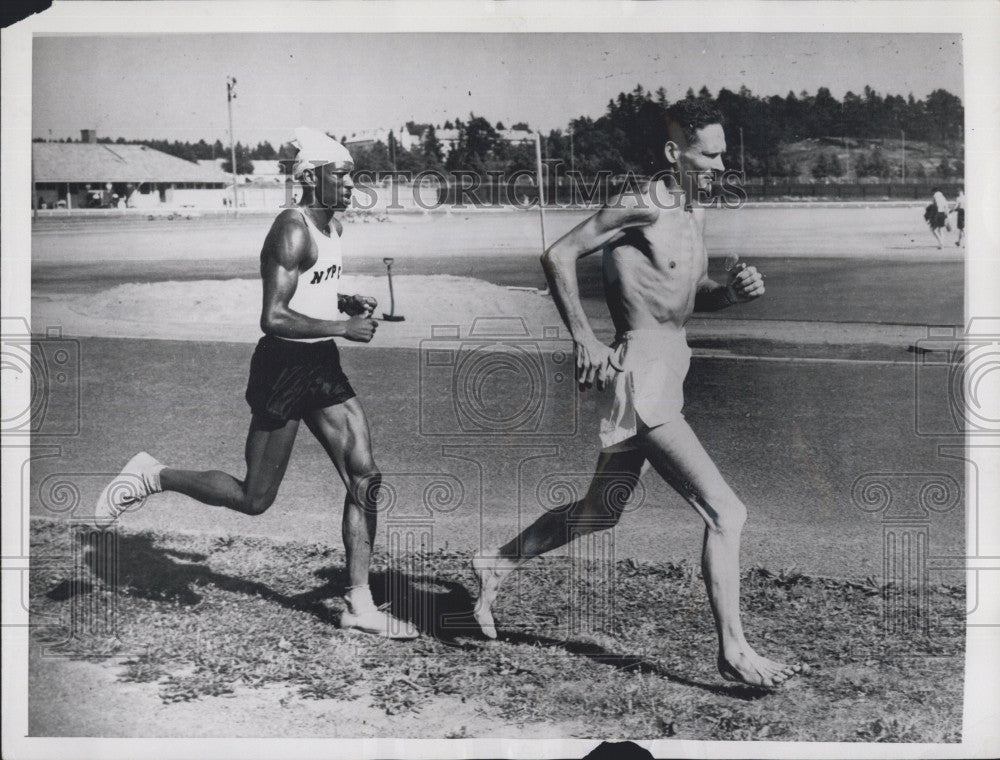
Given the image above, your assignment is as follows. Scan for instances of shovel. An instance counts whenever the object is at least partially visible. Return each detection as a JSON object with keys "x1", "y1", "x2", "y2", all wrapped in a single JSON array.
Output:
[{"x1": 381, "y1": 257, "x2": 405, "y2": 322}]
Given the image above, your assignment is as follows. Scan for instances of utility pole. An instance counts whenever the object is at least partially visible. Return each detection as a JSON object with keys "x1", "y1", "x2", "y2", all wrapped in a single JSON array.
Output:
[
  {"x1": 739, "y1": 127, "x2": 745, "y2": 178},
  {"x1": 226, "y1": 76, "x2": 239, "y2": 213},
  {"x1": 568, "y1": 125, "x2": 576, "y2": 205},
  {"x1": 534, "y1": 131, "x2": 547, "y2": 251},
  {"x1": 901, "y1": 130, "x2": 906, "y2": 183}
]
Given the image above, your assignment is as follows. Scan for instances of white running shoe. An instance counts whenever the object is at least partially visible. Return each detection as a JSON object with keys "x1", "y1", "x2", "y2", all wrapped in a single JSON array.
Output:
[
  {"x1": 340, "y1": 606, "x2": 419, "y2": 640},
  {"x1": 340, "y1": 586, "x2": 418, "y2": 640},
  {"x1": 94, "y1": 452, "x2": 164, "y2": 524}
]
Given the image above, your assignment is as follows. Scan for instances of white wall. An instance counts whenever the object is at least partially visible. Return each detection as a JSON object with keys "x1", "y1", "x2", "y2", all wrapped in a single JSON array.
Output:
[{"x1": 168, "y1": 188, "x2": 230, "y2": 208}]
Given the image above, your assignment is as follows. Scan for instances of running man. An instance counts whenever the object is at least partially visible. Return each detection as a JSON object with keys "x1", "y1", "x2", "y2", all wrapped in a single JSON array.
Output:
[
  {"x1": 95, "y1": 127, "x2": 418, "y2": 639},
  {"x1": 951, "y1": 186, "x2": 965, "y2": 246},
  {"x1": 471, "y1": 100, "x2": 800, "y2": 687},
  {"x1": 925, "y1": 186, "x2": 952, "y2": 249}
]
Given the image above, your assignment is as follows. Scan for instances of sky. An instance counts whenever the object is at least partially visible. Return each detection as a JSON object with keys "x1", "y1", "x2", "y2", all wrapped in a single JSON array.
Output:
[{"x1": 32, "y1": 33, "x2": 963, "y2": 146}]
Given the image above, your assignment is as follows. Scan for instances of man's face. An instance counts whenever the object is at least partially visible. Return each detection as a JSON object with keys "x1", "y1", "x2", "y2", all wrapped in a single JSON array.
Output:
[
  {"x1": 676, "y1": 123, "x2": 726, "y2": 195},
  {"x1": 312, "y1": 162, "x2": 355, "y2": 209}
]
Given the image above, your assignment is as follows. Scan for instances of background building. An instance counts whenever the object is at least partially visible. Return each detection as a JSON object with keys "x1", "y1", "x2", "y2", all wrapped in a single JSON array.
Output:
[{"x1": 33, "y1": 131, "x2": 230, "y2": 210}]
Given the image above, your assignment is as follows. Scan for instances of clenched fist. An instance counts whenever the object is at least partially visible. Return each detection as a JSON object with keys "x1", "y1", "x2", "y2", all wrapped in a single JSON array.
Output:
[
  {"x1": 725, "y1": 262, "x2": 765, "y2": 303},
  {"x1": 344, "y1": 316, "x2": 378, "y2": 342}
]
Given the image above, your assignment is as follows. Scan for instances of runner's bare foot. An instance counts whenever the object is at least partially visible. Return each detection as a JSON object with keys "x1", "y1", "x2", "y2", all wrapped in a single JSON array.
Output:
[
  {"x1": 718, "y1": 650, "x2": 801, "y2": 688},
  {"x1": 471, "y1": 550, "x2": 507, "y2": 639}
]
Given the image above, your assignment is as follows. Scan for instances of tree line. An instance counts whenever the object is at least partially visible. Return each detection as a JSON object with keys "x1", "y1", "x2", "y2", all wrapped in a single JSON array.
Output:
[{"x1": 35, "y1": 83, "x2": 962, "y2": 180}]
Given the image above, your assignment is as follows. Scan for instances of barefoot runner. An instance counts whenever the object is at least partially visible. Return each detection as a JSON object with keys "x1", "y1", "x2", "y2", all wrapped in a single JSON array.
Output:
[
  {"x1": 471, "y1": 100, "x2": 801, "y2": 687},
  {"x1": 95, "y1": 127, "x2": 418, "y2": 639}
]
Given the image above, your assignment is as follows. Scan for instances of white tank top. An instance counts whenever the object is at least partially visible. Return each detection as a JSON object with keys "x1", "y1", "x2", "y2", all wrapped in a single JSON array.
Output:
[{"x1": 285, "y1": 207, "x2": 345, "y2": 343}]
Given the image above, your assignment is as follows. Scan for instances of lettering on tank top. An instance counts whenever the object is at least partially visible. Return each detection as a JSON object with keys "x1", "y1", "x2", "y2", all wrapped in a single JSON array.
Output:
[{"x1": 309, "y1": 264, "x2": 341, "y2": 284}]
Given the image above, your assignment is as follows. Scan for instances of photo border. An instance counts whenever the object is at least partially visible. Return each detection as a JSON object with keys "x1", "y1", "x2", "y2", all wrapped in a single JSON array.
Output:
[{"x1": 3, "y1": 2, "x2": 998, "y2": 758}]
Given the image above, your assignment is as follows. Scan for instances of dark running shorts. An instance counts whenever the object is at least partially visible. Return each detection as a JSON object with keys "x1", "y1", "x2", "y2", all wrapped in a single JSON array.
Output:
[
  {"x1": 957, "y1": 208, "x2": 965, "y2": 230},
  {"x1": 245, "y1": 335, "x2": 356, "y2": 428},
  {"x1": 926, "y1": 209, "x2": 948, "y2": 230}
]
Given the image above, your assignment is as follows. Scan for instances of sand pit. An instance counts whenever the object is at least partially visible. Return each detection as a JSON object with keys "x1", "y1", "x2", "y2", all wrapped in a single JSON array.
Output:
[
  {"x1": 33, "y1": 271, "x2": 937, "y2": 350},
  {"x1": 33, "y1": 274, "x2": 568, "y2": 347}
]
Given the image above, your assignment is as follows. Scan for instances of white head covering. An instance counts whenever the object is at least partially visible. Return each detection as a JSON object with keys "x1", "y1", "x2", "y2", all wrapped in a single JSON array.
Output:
[{"x1": 291, "y1": 126, "x2": 354, "y2": 179}]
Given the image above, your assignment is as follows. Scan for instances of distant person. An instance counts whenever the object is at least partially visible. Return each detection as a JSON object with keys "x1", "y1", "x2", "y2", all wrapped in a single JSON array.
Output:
[
  {"x1": 951, "y1": 186, "x2": 965, "y2": 246},
  {"x1": 471, "y1": 100, "x2": 801, "y2": 688},
  {"x1": 924, "y1": 187, "x2": 951, "y2": 249},
  {"x1": 94, "y1": 128, "x2": 418, "y2": 640}
]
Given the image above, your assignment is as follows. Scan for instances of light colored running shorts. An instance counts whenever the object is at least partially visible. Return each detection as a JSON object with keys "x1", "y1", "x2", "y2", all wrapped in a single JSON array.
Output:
[{"x1": 599, "y1": 327, "x2": 691, "y2": 452}]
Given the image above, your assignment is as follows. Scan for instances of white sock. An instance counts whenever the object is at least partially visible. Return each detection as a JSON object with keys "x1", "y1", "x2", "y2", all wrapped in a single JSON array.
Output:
[
  {"x1": 147, "y1": 463, "x2": 165, "y2": 493},
  {"x1": 346, "y1": 585, "x2": 376, "y2": 614}
]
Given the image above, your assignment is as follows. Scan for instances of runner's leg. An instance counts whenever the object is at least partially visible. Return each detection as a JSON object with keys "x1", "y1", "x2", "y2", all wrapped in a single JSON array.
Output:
[
  {"x1": 159, "y1": 415, "x2": 299, "y2": 515},
  {"x1": 496, "y1": 449, "x2": 644, "y2": 564},
  {"x1": 304, "y1": 397, "x2": 379, "y2": 588},
  {"x1": 472, "y1": 448, "x2": 645, "y2": 637},
  {"x1": 637, "y1": 419, "x2": 799, "y2": 687},
  {"x1": 304, "y1": 397, "x2": 418, "y2": 639}
]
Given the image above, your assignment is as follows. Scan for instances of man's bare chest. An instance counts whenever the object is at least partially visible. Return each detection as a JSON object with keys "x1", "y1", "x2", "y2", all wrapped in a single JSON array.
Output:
[{"x1": 610, "y1": 211, "x2": 705, "y2": 279}]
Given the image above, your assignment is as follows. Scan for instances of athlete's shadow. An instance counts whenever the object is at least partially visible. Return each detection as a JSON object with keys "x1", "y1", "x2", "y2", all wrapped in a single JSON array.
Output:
[
  {"x1": 58, "y1": 531, "x2": 475, "y2": 640},
  {"x1": 497, "y1": 630, "x2": 771, "y2": 700},
  {"x1": 312, "y1": 565, "x2": 482, "y2": 644},
  {"x1": 53, "y1": 532, "x2": 771, "y2": 696}
]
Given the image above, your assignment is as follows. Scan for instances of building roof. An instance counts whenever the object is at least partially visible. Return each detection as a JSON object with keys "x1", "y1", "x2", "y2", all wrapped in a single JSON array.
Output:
[
  {"x1": 198, "y1": 158, "x2": 290, "y2": 184},
  {"x1": 344, "y1": 127, "x2": 418, "y2": 151},
  {"x1": 33, "y1": 143, "x2": 230, "y2": 184},
  {"x1": 498, "y1": 128, "x2": 533, "y2": 143},
  {"x1": 250, "y1": 160, "x2": 286, "y2": 176}
]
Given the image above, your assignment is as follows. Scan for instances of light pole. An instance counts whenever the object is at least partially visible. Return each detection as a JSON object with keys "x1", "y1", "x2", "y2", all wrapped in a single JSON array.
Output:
[
  {"x1": 569, "y1": 124, "x2": 575, "y2": 205},
  {"x1": 534, "y1": 131, "x2": 547, "y2": 250},
  {"x1": 739, "y1": 127, "x2": 745, "y2": 178},
  {"x1": 901, "y1": 130, "x2": 906, "y2": 183},
  {"x1": 226, "y1": 76, "x2": 239, "y2": 212}
]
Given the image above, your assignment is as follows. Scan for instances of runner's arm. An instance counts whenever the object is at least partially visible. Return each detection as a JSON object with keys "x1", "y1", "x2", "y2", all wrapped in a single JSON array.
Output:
[
  {"x1": 542, "y1": 199, "x2": 656, "y2": 388},
  {"x1": 694, "y1": 229, "x2": 765, "y2": 312},
  {"x1": 695, "y1": 263, "x2": 766, "y2": 311},
  {"x1": 260, "y1": 215, "x2": 375, "y2": 341}
]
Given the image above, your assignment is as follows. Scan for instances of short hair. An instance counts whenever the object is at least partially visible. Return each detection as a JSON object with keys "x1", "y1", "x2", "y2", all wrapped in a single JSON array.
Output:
[{"x1": 665, "y1": 99, "x2": 724, "y2": 146}]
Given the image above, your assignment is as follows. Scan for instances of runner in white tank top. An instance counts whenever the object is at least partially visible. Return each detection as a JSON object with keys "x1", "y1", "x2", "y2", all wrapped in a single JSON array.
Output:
[
  {"x1": 95, "y1": 128, "x2": 418, "y2": 640},
  {"x1": 283, "y1": 206, "x2": 346, "y2": 343}
]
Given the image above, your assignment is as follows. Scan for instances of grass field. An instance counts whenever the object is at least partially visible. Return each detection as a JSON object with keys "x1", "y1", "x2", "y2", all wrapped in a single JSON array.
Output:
[{"x1": 30, "y1": 519, "x2": 964, "y2": 741}]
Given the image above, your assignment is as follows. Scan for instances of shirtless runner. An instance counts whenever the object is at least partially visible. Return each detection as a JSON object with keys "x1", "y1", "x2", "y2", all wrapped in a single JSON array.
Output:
[{"x1": 471, "y1": 100, "x2": 800, "y2": 687}]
